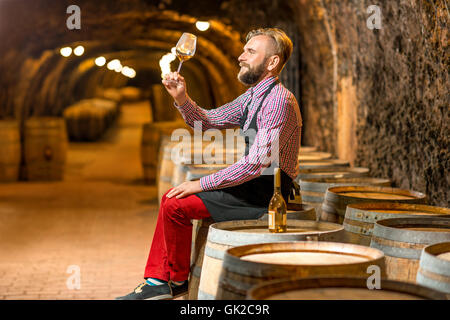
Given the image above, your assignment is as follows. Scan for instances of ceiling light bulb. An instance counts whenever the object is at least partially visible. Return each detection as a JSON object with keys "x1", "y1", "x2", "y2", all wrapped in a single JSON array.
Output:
[
  {"x1": 73, "y1": 45, "x2": 85, "y2": 56},
  {"x1": 95, "y1": 56, "x2": 106, "y2": 66},
  {"x1": 107, "y1": 59, "x2": 121, "y2": 70},
  {"x1": 60, "y1": 47, "x2": 72, "y2": 57},
  {"x1": 196, "y1": 21, "x2": 210, "y2": 31}
]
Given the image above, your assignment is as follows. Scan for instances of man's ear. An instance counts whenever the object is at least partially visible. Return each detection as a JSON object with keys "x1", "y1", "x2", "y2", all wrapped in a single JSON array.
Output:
[{"x1": 267, "y1": 55, "x2": 280, "y2": 72}]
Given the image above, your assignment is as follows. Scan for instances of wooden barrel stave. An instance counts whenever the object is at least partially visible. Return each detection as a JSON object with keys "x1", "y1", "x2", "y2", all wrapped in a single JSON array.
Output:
[{"x1": 187, "y1": 217, "x2": 215, "y2": 300}]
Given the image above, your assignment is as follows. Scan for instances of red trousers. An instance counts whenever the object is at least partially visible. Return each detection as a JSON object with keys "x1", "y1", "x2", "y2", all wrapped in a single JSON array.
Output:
[{"x1": 143, "y1": 189, "x2": 211, "y2": 282}]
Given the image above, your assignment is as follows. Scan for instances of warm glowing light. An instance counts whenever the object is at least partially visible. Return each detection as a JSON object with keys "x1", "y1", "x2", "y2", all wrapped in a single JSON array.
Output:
[
  {"x1": 122, "y1": 66, "x2": 136, "y2": 78},
  {"x1": 73, "y1": 45, "x2": 85, "y2": 56},
  {"x1": 107, "y1": 59, "x2": 121, "y2": 70},
  {"x1": 195, "y1": 21, "x2": 210, "y2": 31},
  {"x1": 159, "y1": 52, "x2": 176, "y2": 78},
  {"x1": 95, "y1": 56, "x2": 106, "y2": 66},
  {"x1": 60, "y1": 47, "x2": 72, "y2": 57}
]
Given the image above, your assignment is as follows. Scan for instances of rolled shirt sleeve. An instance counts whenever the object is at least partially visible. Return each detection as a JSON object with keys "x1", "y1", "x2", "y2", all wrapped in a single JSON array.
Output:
[{"x1": 174, "y1": 94, "x2": 250, "y2": 130}]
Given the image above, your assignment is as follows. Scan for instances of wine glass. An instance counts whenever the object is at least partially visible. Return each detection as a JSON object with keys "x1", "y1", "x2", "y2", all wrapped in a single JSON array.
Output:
[
  {"x1": 175, "y1": 32, "x2": 197, "y2": 73},
  {"x1": 164, "y1": 33, "x2": 197, "y2": 85}
]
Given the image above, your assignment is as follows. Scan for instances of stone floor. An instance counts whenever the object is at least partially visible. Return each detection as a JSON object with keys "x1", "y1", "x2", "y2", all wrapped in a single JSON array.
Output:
[{"x1": 0, "y1": 101, "x2": 165, "y2": 300}]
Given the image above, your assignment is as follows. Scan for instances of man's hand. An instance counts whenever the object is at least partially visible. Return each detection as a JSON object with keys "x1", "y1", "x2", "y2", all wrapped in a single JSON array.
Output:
[
  {"x1": 166, "y1": 180, "x2": 203, "y2": 199},
  {"x1": 162, "y1": 72, "x2": 188, "y2": 106}
]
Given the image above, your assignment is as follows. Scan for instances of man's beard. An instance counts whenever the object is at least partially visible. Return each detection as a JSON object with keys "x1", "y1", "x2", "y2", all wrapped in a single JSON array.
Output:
[{"x1": 237, "y1": 60, "x2": 267, "y2": 86}]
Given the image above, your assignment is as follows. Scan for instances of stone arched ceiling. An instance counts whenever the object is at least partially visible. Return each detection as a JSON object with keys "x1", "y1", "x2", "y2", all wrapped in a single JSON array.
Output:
[{"x1": 0, "y1": 0, "x2": 248, "y2": 120}]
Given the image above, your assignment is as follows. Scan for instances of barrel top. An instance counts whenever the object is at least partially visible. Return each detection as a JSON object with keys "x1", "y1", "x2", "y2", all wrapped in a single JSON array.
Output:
[
  {"x1": 346, "y1": 202, "x2": 450, "y2": 216},
  {"x1": 207, "y1": 220, "x2": 344, "y2": 246},
  {"x1": 226, "y1": 241, "x2": 385, "y2": 266},
  {"x1": 247, "y1": 277, "x2": 448, "y2": 300},
  {"x1": 373, "y1": 217, "x2": 450, "y2": 244},
  {"x1": 326, "y1": 186, "x2": 427, "y2": 200}
]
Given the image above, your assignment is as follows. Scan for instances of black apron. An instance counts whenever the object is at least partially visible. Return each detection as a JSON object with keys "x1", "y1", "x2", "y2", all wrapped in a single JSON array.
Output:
[{"x1": 195, "y1": 80, "x2": 292, "y2": 222}]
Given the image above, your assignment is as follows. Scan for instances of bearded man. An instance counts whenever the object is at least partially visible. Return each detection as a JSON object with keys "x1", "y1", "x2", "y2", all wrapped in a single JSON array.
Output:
[{"x1": 117, "y1": 27, "x2": 302, "y2": 300}]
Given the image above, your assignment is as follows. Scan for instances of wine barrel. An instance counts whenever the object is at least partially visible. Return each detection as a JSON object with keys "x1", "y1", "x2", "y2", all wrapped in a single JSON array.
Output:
[
  {"x1": 0, "y1": 120, "x2": 20, "y2": 182},
  {"x1": 247, "y1": 277, "x2": 447, "y2": 300},
  {"x1": 370, "y1": 217, "x2": 450, "y2": 283},
  {"x1": 298, "y1": 151, "x2": 332, "y2": 161},
  {"x1": 344, "y1": 203, "x2": 450, "y2": 246},
  {"x1": 64, "y1": 99, "x2": 118, "y2": 141},
  {"x1": 188, "y1": 217, "x2": 215, "y2": 300},
  {"x1": 300, "y1": 177, "x2": 391, "y2": 222},
  {"x1": 197, "y1": 220, "x2": 345, "y2": 300},
  {"x1": 24, "y1": 117, "x2": 68, "y2": 181},
  {"x1": 64, "y1": 104, "x2": 105, "y2": 141},
  {"x1": 217, "y1": 241, "x2": 385, "y2": 300},
  {"x1": 321, "y1": 186, "x2": 427, "y2": 224},
  {"x1": 417, "y1": 242, "x2": 450, "y2": 294},
  {"x1": 141, "y1": 121, "x2": 187, "y2": 184}
]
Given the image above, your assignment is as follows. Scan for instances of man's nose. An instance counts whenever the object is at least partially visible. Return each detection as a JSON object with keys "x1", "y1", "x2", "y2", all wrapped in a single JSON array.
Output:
[{"x1": 238, "y1": 52, "x2": 246, "y2": 62}]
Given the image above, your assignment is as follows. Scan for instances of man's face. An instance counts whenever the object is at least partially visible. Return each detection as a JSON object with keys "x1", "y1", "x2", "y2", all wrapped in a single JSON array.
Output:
[{"x1": 237, "y1": 35, "x2": 274, "y2": 86}]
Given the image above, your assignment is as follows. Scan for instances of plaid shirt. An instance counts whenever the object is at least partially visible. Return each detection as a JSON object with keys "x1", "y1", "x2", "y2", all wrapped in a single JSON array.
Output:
[{"x1": 175, "y1": 76, "x2": 302, "y2": 191}]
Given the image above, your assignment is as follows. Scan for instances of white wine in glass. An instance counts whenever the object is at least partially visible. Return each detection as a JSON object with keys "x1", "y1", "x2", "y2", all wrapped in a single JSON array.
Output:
[{"x1": 175, "y1": 32, "x2": 197, "y2": 73}]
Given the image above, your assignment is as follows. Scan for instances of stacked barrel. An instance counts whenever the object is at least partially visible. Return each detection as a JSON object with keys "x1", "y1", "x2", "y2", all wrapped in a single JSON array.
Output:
[
  {"x1": 0, "y1": 119, "x2": 21, "y2": 182},
  {"x1": 182, "y1": 144, "x2": 449, "y2": 300},
  {"x1": 0, "y1": 117, "x2": 69, "y2": 182},
  {"x1": 64, "y1": 98, "x2": 119, "y2": 141}
]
